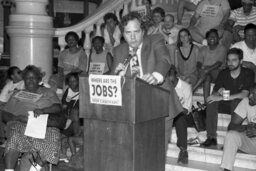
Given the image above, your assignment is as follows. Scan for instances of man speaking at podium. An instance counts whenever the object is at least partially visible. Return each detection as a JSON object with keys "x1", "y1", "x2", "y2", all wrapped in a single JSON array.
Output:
[{"x1": 111, "y1": 12, "x2": 183, "y2": 154}]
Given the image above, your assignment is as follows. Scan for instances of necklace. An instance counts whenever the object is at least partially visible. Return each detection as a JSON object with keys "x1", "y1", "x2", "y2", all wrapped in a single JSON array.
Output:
[{"x1": 178, "y1": 44, "x2": 194, "y2": 61}]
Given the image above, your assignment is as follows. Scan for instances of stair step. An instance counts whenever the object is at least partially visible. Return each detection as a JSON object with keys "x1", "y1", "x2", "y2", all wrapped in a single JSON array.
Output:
[
  {"x1": 167, "y1": 143, "x2": 256, "y2": 170},
  {"x1": 218, "y1": 113, "x2": 231, "y2": 127},
  {"x1": 165, "y1": 157, "x2": 255, "y2": 171},
  {"x1": 171, "y1": 127, "x2": 227, "y2": 145}
]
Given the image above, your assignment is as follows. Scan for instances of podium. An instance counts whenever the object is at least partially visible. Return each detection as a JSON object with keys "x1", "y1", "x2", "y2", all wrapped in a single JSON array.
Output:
[{"x1": 80, "y1": 76, "x2": 170, "y2": 171}]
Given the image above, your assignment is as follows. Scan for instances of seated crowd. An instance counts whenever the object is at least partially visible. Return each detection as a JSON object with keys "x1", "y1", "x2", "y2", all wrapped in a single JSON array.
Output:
[{"x1": 1, "y1": 0, "x2": 256, "y2": 170}]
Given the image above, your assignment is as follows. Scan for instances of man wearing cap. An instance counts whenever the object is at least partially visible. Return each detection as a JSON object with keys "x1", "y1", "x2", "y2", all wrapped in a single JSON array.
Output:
[{"x1": 226, "y1": 0, "x2": 256, "y2": 42}]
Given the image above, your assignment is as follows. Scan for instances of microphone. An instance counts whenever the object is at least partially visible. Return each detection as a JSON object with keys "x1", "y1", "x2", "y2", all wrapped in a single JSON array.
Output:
[
  {"x1": 123, "y1": 54, "x2": 133, "y2": 66},
  {"x1": 116, "y1": 54, "x2": 133, "y2": 75}
]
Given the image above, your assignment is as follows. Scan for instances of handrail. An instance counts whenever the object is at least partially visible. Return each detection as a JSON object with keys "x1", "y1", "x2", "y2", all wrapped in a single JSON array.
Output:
[
  {"x1": 54, "y1": 0, "x2": 127, "y2": 37},
  {"x1": 54, "y1": 0, "x2": 130, "y2": 55}
]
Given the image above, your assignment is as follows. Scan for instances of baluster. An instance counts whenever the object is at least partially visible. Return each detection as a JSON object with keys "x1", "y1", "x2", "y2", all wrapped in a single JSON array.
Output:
[
  {"x1": 84, "y1": 27, "x2": 93, "y2": 71},
  {"x1": 95, "y1": 19, "x2": 103, "y2": 37},
  {"x1": 115, "y1": 10, "x2": 119, "y2": 21},
  {"x1": 131, "y1": 0, "x2": 137, "y2": 11},
  {"x1": 102, "y1": 0, "x2": 108, "y2": 4},
  {"x1": 138, "y1": 0, "x2": 143, "y2": 6},
  {"x1": 116, "y1": 4, "x2": 124, "y2": 21},
  {"x1": 151, "y1": 0, "x2": 156, "y2": 5},
  {"x1": 58, "y1": 36, "x2": 66, "y2": 52},
  {"x1": 76, "y1": 31, "x2": 82, "y2": 39},
  {"x1": 122, "y1": 1, "x2": 129, "y2": 16}
]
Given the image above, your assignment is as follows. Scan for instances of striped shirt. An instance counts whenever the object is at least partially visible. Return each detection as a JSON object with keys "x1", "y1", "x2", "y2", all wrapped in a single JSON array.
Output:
[{"x1": 230, "y1": 6, "x2": 256, "y2": 26}]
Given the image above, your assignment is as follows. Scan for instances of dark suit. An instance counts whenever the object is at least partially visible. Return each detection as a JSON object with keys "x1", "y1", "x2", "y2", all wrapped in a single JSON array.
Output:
[{"x1": 111, "y1": 34, "x2": 183, "y2": 151}]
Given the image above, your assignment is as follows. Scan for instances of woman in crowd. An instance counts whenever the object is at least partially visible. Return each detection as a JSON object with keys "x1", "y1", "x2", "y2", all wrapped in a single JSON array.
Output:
[
  {"x1": 102, "y1": 13, "x2": 121, "y2": 52},
  {"x1": 171, "y1": 28, "x2": 200, "y2": 87},
  {"x1": 59, "y1": 72, "x2": 84, "y2": 169},
  {"x1": 58, "y1": 31, "x2": 87, "y2": 88},
  {"x1": 61, "y1": 72, "x2": 80, "y2": 137},
  {"x1": 89, "y1": 36, "x2": 113, "y2": 75},
  {"x1": 3, "y1": 65, "x2": 63, "y2": 171}
]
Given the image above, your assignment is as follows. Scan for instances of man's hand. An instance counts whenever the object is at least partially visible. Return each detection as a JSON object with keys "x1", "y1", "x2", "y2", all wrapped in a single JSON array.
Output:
[
  {"x1": 142, "y1": 73, "x2": 158, "y2": 85},
  {"x1": 114, "y1": 63, "x2": 126, "y2": 76},
  {"x1": 246, "y1": 122, "x2": 256, "y2": 138},
  {"x1": 217, "y1": 88, "x2": 225, "y2": 96},
  {"x1": 206, "y1": 95, "x2": 222, "y2": 104}
]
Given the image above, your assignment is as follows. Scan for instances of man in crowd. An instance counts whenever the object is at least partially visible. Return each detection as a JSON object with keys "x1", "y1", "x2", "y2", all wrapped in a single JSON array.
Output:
[
  {"x1": 201, "y1": 48, "x2": 254, "y2": 147},
  {"x1": 193, "y1": 29, "x2": 227, "y2": 103},
  {"x1": 231, "y1": 23, "x2": 256, "y2": 80},
  {"x1": 226, "y1": 0, "x2": 256, "y2": 42},
  {"x1": 168, "y1": 67, "x2": 192, "y2": 164},
  {"x1": 220, "y1": 83, "x2": 256, "y2": 171},
  {"x1": 189, "y1": 0, "x2": 231, "y2": 47},
  {"x1": 112, "y1": 12, "x2": 183, "y2": 154},
  {"x1": 160, "y1": 14, "x2": 180, "y2": 45}
]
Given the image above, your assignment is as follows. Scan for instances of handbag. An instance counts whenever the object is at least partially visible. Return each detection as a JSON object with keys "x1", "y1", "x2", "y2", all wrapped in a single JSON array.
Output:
[{"x1": 190, "y1": 103, "x2": 206, "y2": 132}]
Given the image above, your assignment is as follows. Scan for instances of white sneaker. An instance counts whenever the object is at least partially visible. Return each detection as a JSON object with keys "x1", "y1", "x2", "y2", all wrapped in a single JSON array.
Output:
[{"x1": 187, "y1": 137, "x2": 201, "y2": 146}]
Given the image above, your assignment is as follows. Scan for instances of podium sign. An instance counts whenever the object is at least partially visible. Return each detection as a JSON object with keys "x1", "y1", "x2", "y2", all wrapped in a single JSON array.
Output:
[{"x1": 88, "y1": 75, "x2": 122, "y2": 106}]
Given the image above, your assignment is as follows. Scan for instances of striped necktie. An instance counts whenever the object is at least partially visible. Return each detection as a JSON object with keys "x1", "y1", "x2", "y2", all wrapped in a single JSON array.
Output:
[{"x1": 130, "y1": 48, "x2": 140, "y2": 77}]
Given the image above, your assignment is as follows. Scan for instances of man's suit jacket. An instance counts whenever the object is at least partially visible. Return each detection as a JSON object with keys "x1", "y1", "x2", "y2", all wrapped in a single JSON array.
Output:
[{"x1": 111, "y1": 34, "x2": 183, "y2": 119}]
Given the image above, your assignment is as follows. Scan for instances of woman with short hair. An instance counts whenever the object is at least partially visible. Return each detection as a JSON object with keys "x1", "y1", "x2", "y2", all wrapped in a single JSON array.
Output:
[{"x1": 3, "y1": 65, "x2": 64, "y2": 171}]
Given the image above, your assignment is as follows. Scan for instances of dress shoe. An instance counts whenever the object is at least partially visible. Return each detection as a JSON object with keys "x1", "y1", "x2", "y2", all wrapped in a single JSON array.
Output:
[
  {"x1": 177, "y1": 149, "x2": 188, "y2": 164},
  {"x1": 200, "y1": 137, "x2": 217, "y2": 147}
]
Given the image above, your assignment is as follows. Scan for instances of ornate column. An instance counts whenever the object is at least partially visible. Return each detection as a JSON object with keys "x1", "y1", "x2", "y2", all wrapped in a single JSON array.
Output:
[{"x1": 6, "y1": 0, "x2": 54, "y2": 80}]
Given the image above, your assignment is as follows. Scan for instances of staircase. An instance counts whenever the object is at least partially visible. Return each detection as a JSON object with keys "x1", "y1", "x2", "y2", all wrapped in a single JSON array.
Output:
[{"x1": 165, "y1": 95, "x2": 256, "y2": 171}]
